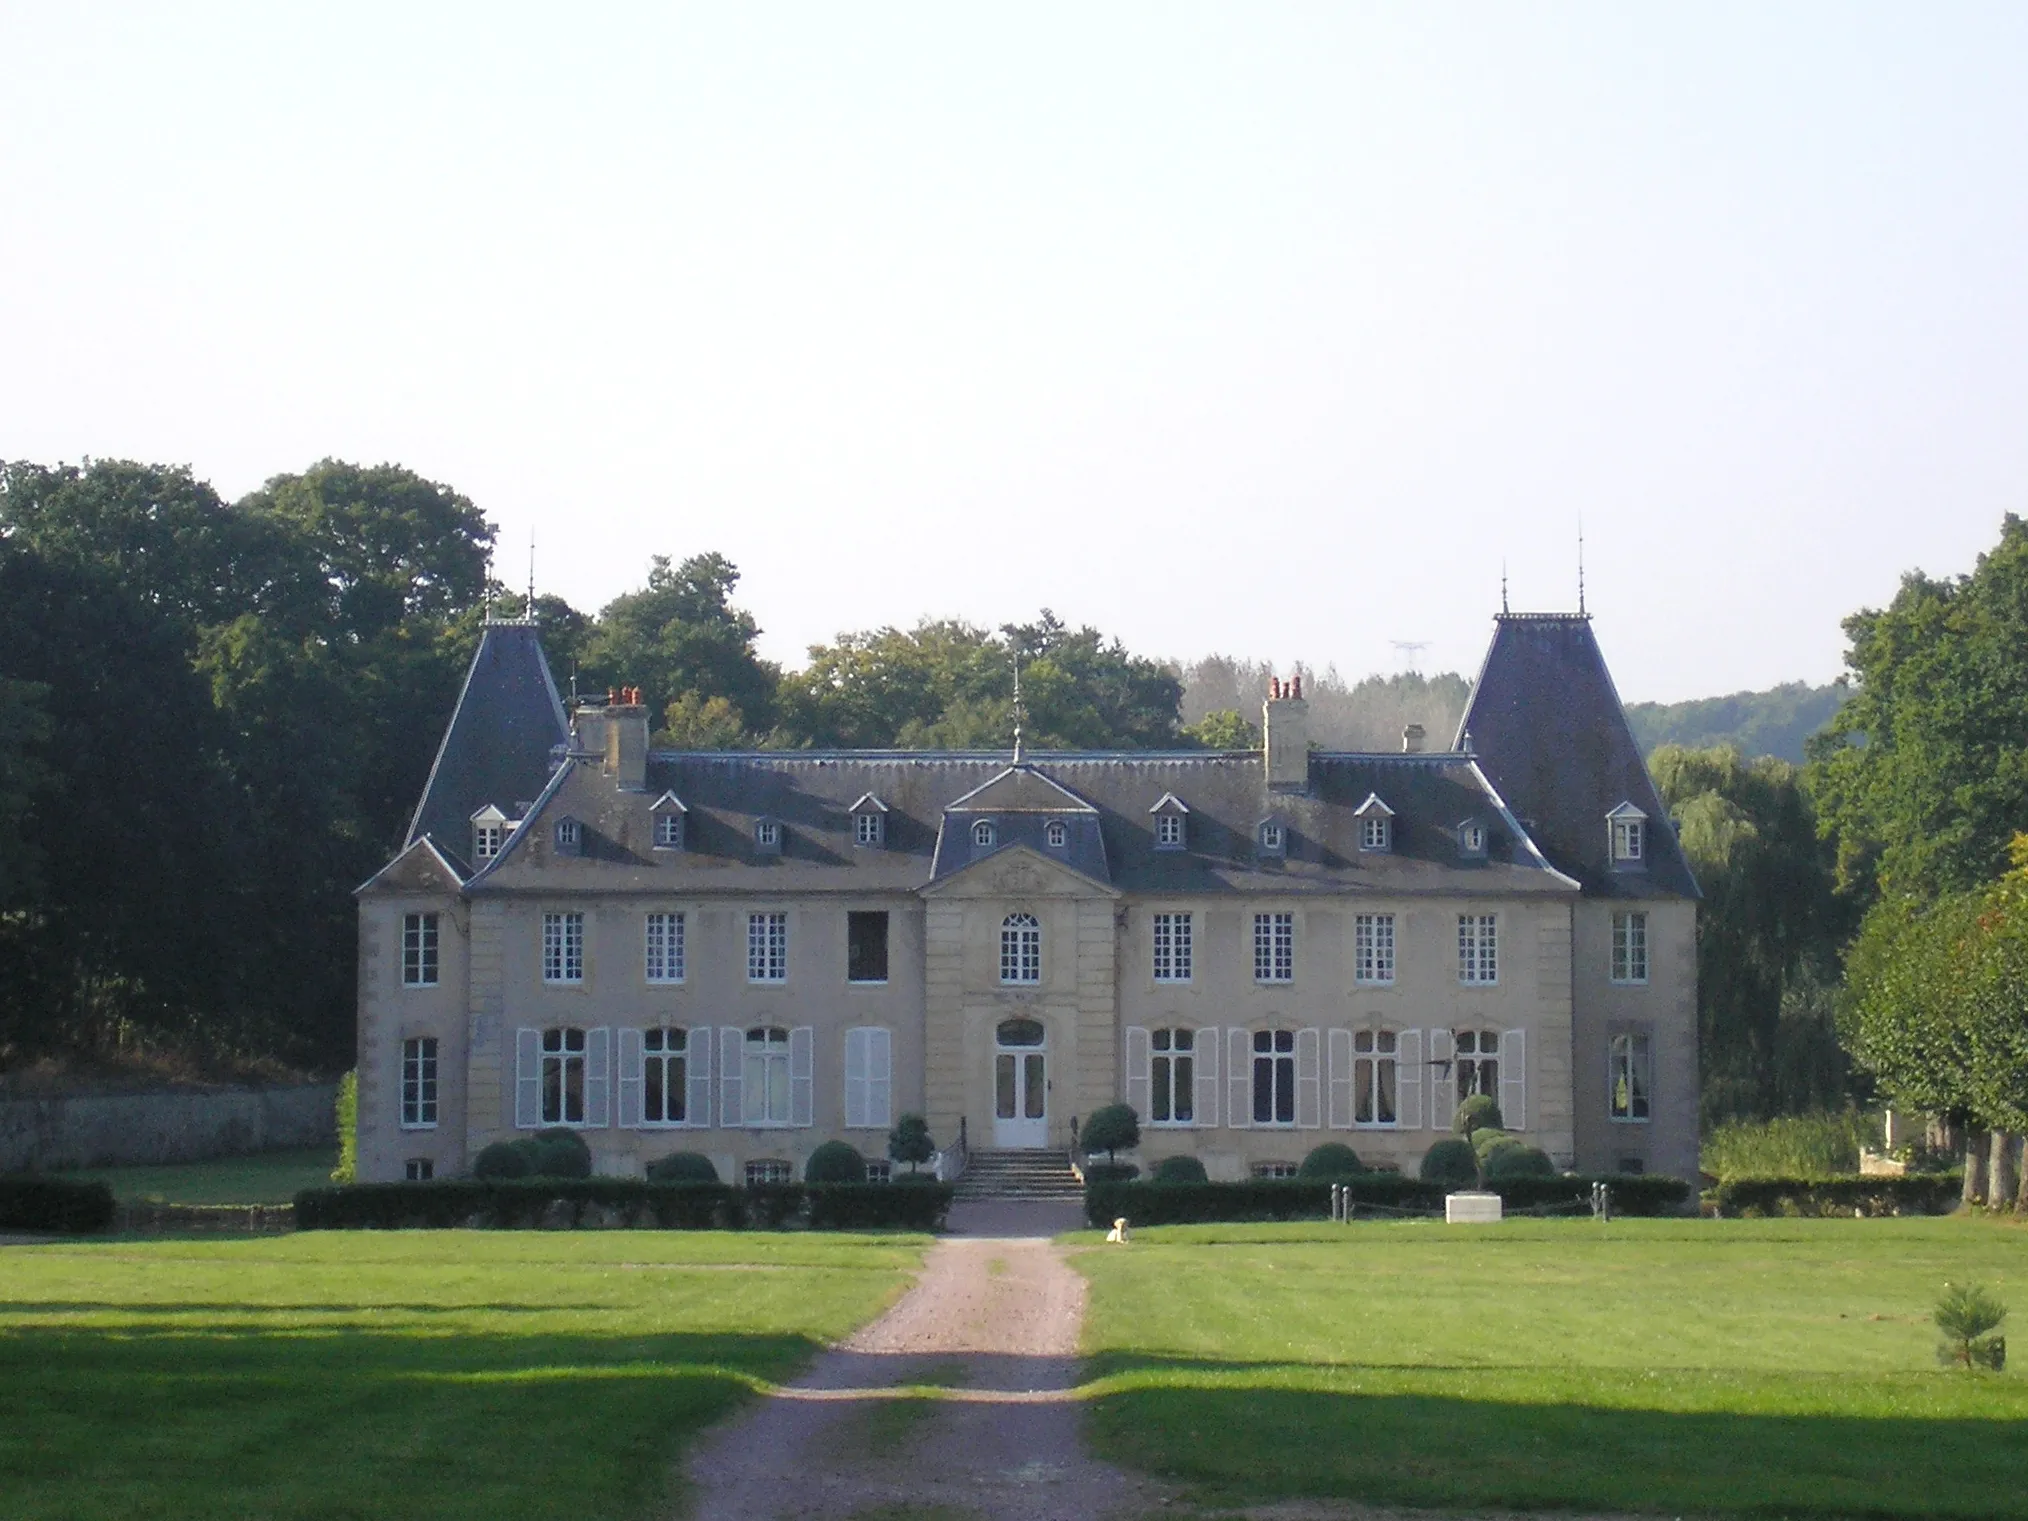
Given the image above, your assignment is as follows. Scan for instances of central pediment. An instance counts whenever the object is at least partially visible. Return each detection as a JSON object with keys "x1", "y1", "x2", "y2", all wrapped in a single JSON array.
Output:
[{"x1": 919, "y1": 842, "x2": 1118, "y2": 900}]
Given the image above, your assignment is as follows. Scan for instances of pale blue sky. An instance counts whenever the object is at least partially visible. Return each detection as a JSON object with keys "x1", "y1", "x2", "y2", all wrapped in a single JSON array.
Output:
[{"x1": 4, "y1": 4, "x2": 2024, "y2": 701}]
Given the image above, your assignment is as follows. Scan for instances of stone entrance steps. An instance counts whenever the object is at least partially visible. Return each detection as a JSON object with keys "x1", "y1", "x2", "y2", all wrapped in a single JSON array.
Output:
[{"x1": 952, "y1": 1147, "x2": 1084, "y2": 1201}]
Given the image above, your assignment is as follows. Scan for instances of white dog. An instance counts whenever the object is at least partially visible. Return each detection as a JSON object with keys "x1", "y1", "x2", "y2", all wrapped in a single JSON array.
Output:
[{"x1": 1105, "y1": 1216, "x2": 1131, "y2": 1244}]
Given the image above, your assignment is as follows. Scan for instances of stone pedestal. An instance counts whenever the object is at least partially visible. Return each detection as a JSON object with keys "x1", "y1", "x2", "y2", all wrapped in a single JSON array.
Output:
[{"x1": 1445, "y1": 1191, "x2": 1503, "y2": 1223}]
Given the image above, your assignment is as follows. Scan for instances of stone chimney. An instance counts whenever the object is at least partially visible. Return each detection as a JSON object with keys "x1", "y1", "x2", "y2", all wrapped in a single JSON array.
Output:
[
  {"x1": 602, "y1": 687, "x2": 649, "y2": 791},
  {"x1": 1402, "y1": 723, "x2": 1426, "y2": 753},
  {"x1": 1263, "y1": 673, "x2": 1310, "y2": 791}
]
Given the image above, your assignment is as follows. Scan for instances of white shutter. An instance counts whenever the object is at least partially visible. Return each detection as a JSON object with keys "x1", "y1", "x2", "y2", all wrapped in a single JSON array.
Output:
[
  {"x1": 719, "y1": 1027, "x2": 744, "y2": 1128},
  {"x1": 1396, "y1": 1028, "x2": 1424, "y2": 1131},
  {"x1": 1427, "y1": 1027, "x2": 1454, "y2": 1129},
  {"x1": 584, "y1": 1027, "x2": 611, "y2": 1128},
  {"x1": 1193, "y1": 1027, "x2": 1219, "y2": 1128},
  {"x1": 686, "y1": 1027, "x2": 713, "y2": 1128},
  {"x1": 1501, "y1": 1028, "x2": 1527, "y2": 1132},
  {"x1": 1327, "y1": 1028, "x2": 1354, "y2": 1130},
  {"x1": 1227, "y1": 1027, "x2": 1251, "y2": 1128},
  {"x1": 790, "y1": 1025, "x2": 815, "y2": 1127},
  {"x1": 844, "y1": 1028, "x2": 870, "y2": 1129},
  {"x1": 1296, "y1": 1028, "x2": 1322, "y2": 1129},
  {"x1": 1124, "y1": 1027, "x2": 1152, "y2": 1118},
  {"x1": 515, "y1": 1028, "x2": 541, "y2": 1129},
  {"x1": 868, "y1": 1026, "x2": 892, "y2": 1129},
  {"x1": 616, "y1": 1027, "x2": 644, "y2": 1129}
]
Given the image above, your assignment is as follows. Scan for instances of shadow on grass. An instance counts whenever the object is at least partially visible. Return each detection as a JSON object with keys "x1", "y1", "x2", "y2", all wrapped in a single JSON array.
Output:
[{"x1": 1084, "y1": 1354, "x2": 2028, "y2": 1520}]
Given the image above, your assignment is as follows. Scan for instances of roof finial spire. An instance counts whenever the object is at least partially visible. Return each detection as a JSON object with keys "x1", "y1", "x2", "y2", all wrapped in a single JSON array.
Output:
[
  {"x1": 1501, "y1": 559, "x2": 1509, "y2": 616},
  {"x1": 1577, "y1": 517, "x2": 1586, "y2": 616},
  {"x1": 526, "y1": 529, "x2": 537, "y2": 619},
  {"x1": 1011, "y1": 652, "x2": 1025, "y2": 765},
  {"x1": 484, "y1": 552, "x2": 495, "y2": 622}
]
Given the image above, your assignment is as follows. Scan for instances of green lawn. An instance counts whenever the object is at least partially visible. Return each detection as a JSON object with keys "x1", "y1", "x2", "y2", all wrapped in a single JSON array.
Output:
[
  {"x1": 1074, "y1": 1215, "x2": 2028, "y2": 1518},
  {"x1": 56, "y1": 1146, "x2": 340, "y2": 1204},
  {"x1": 0, "y1": 1230, "x2": 923, "y2": 1520}
]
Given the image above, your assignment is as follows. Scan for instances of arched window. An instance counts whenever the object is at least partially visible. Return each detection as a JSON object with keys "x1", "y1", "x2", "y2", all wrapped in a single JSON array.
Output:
[
  {"x1": 1046, "y1": 820, "x2": 1068, "y2": 848},
  {"x1": 973, "y1": 819, "x2": 997, "y2": 849},
  {"x1": 743, "y1": 1026, "x2": 791, "y2": 1125},
  {"x1": 996, "y1": 1017, "x2": 1045, "y2": 1047},
  {"x1": 540, "y1": 1027, "x2": 587, "y2": 1125},
  {"x1": 1000, "y1": 913, "x2": 1041, "y2": 984},
  {"x1": 1354, "y1": 1029, "x2": 1398, "y2": 1126},
  {"x1": 1151, "y1": 1027, "x2": 1195, "y2": 1124}
]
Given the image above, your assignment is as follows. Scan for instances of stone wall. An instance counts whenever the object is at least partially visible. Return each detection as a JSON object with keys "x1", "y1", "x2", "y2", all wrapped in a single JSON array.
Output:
[{"x1": 0, "y1": 1083, "x2": 338, "y2": 1171}]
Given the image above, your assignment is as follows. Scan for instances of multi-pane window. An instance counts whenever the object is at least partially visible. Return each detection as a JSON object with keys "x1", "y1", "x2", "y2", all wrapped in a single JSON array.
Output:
[
  {"x1": 1152, "y1": 913, "x2": 1193, "y2": 982},
  {"x1": 1354, "y1": 913, "x2": 1395, "y2": 985},
  {"x1": 1251, "y1": 1160, "x2": 1299, "y2": 1179},
  {"x1": 1612, "y1": 817, "x2": 1645, "y2": 862},
  {"x1": 854, "y1": 811, "x2": 883, "y2": 846},
  {"x1": 748, "y1": 912, "x2": 787, "y2": 983},
  {"x1": 1459, "y1": 822, "x2": 1486, "y2": 855},
  {"x1": 1001, "y1": 913, "x2": 1042, "y2": 984},
  {"x1": 1455, "y1": 1028, "x2": 1500, "y2": 1109},
  {"x1": 1259, "y1": 822, "x2": 1285, "y2": 853},
  {"x1": 645, "y1": 912, "x2": 685, "y2": 984},
  {"x1": 1612, "y1": 910, "x2": 1649, "y2": 984},
  {"x1": 1156, "y1": 813, "x2": 1184, "y2": 848},
  {"x1": 1251, "y1": 1030, "x2": 1296, "y2": 1124},
  {"x1": 1610, "y1": 1031, "x2": 1652, "y2": 1121},
  {"x1": 542, "y1": 912, "x2": 584, "y2": 984},
  {"x1": 1151, "y1": 1027, "x2": 1195, "y2": 1124},
  {"x1": 973, "y1": 820, "x2": 996, "y2": 848},
  {"x1": 401, "y1": 1036, "x2": 438, "y2": 1127},
  {"x1": 1360, "y1": 815, "x2": 1390, "y2": 851},
  {"x1": 1457, "y1": 914, "x2": 1497, "y2": 984},
  {"x1": 1354, "y1": 1029, "x2": 1397, "y2": 1126},
  {"x1": 1253, "y1": 912, "x2": 1294, "y2": 983},
  {"x1": 541, "y1": 1027, "x2": 587, "y2": 1124},
  {"x1": 405, "y1": 1158, "x2": 434, "y2": 1181},
  {"x1": 475, "y1": 821, "x2": 504, "y2": 861},
  {"x1": 402, "y1": 913, "x2": 439, "y2": 987},
  {"x1": 746, "y1": 1159, "x2": 792, "y2": 1186},
  {"x1": 554, "y1": 819, "x2": 581, "y2": 850},
  {"x1": 1045, "y1": 820, "x2": 1067, "y2": 848},
  {"x1": 642, "y1": 1027, "x2": 688, "y2": 1124},
  {"x1": 742, "y1": 1026, "x2": 792, "y2": 1125},
  {"x1": 848, "y1": 911, "x2": 889, "y2": 983},
  {"x1": 654, "y1": 812, "x2": 684, "y2": 848}
]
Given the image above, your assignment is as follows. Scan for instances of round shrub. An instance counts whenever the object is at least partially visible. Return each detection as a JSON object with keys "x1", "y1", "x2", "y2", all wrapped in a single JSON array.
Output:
[
  {"x1": 888, "y1": 1113, "x2": 936, "y2": 1173},
  {"x1": 1298, "y1": 1142, "x2": 1367, "y2": 1179},
  {"x1": 646, "y1": 1151, "x2": 719, "y2": 1184},
  {"x1": 1083, "y1": 1103, "x2": 1141, "y2": 1161},
  {"x1": 1081, "y1": 1161, "x2": 1140, "y2": 1184},
  {"x1": 805, "y1": 1140, "x2": 867, "y2": 1184},
  {"x1": 1453, "y1": 1094, "x2": 1504, "y2": 1135},
  {"x1": 472, "y1": 1140, "x2": 532, "y2": 1180},
  {"x1": 1152, "y1": 1154, "x2": 1208, "y2": 1183},
  {"x1": 1476, "y1": 1136, "x2": 1528, "y2": 1174},
  {"x1": 1419, "y1": 1137, "x2": 1480, "y2": 1188},
  {"x1": 1471, "y1": 1126, "x2": 1513, "y2": 1157},
  {"x1": 528, "y1": 1129, "x2": 593, "y2": 1179},
  {"x1": 1485, "y1": 1144, "x2": 1556, "y2": 1180}
]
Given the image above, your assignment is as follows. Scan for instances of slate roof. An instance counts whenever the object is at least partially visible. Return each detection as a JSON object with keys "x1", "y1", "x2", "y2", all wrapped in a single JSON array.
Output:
[
  {"x1": 471, "y1": 748, "x2": 1578, "y2": 899},
  {"x1": 1454, "y1": 613, "x2": 1700, "y2": 900},
  {"x1": 405, "y1": 621, "x2": 568, "y2": 875}
]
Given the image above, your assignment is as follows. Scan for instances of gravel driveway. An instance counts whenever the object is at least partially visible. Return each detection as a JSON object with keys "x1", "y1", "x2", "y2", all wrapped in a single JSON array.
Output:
[{"x1": 680, "y1": 1200, "x2": 1168, "y2": 1521}]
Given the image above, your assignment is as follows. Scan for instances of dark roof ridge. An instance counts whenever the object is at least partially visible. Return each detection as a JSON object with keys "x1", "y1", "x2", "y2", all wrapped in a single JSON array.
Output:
[{"x1": 643, "y1": 748, "x2": 1262, "y2": 763}]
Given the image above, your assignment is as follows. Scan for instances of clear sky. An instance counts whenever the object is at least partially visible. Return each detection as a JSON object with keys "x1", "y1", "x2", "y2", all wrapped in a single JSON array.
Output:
[{"x1": 4, "y1": 4, "x2": 2024, "y2": 701}]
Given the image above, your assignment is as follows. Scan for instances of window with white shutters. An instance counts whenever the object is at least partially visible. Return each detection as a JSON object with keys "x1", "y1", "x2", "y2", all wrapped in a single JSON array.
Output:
[
  {"x1": 844, "y1": 1026, "x2": 893, "y2": 1129},
  {"x1": 1354, "y1": 1029, "x2": 1398, "y2": 1126},
  {"x1": 1454, "y1": 1027, "x2": 1501, "y2": 1111},
  {"x1": 1151, "y1": 1028, "x2": 1195, "y2": 1124},
  {"x1": 642, "y1": 1027, "x2": 688, "y2": 1124},
  {"x1": 525, "y1": 1025, "x2": 608, "y2": 1127},
  {"x1": 1251, "y1": 1030, "x2": 1296, "y2": 1124},
  {"x1": 741, "y1": 1027, "x2": 792, "y2": 1125}
]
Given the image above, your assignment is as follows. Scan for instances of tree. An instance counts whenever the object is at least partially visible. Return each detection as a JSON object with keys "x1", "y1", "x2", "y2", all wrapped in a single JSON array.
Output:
[
  {"x1": 1186, "y1": 709, "x2": 1258, "y2": 749},
  {"x1": 887, "y1": 1113, "x2": 935, "y2": 1175},
  {"x1": 1649, "y1": 745, "x2": 1853, "y2": 1122},
  {"x1": 0, "y1": 677, "x2": 51, "y2": 907},
  {"x1": 1810, "y1": 515, "x2": 2028, "y2": 903},
  {"x1": 581, "y1": 554, "x2": 780, "y2": 737},
  {"x1": 1082, "y1": 1103, "x2": 1141, "y2": 1162},
  {"x1": 659, "y1": 693, "x2": 748, "y2": 749}
]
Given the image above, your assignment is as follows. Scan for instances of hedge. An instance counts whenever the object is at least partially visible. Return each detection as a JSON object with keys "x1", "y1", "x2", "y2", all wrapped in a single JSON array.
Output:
[
  {"x1": 1084, "y1": 1172, "x2": 1691, "y2": 1228},
  {"x1": 0, "y1": 1175, "x2": 116, "y2": 1234},
  {"x1": 294, "y1": 1178, "x2": 955, "y2": 1232},
  {"x1": 1711, "y1": 1174, "x2": 1963, "y2": 1218}
]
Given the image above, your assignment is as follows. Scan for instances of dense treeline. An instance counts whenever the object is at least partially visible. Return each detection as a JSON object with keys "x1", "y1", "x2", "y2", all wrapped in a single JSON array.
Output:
[{"x1": 1626, "y1": 682, "x2": 1848, "y2": 765}]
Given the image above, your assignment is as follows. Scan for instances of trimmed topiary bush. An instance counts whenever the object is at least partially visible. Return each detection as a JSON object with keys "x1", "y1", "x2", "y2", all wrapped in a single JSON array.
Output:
[
  {"x1": 1152, "y1": 1154, "x2": 1209, "y2": 1183},
  {"x1": 331, "y1": 1069, "x2": 358, "y2": 1184},
  {"x1": 888, "y1": 1113, "x2": 935, "y2": 1175},
  {"x1": 1470, "y1": 1127, "x2": 1514, "y2": 1157},
  {"x1": 1485, "y1": 1144, "x2": 1556, "y2": 1179},
  {"x1": 1299, "y1": 1142, "x2": 1367, "y2": 1179},
  {"x1": 528, "y1": 1129, "x2": 592, "y2": 1179},
  {"x1": 1083, "y1": 1103, "x2": 1141, "y2": 1162},
  {"x1": 1420, "y1": 1137, "x2": 1480, "y2": 1188},
  {"x1": 1453, "y1": 1094, "x2": 1504, "y2": 1135},
  {"x1": 0, "y1": 1175, "x2": 115, "y2": 1234},
  {"x1": 1081, "y1": 1161, "x2": 1139, "y2": 1184},
  {"x1": 805, "y1": 1140, "x2": 867, "y2": 1184},
  {"x1": 1476, "y1": 1136, "x2": 1528, "y2": 1173},
  {"x1": 472, "y1": 1140, "x2": 533, "y2": 1180},
  {"x1": 646, "y1": 1151, "x2": 719, "y2": 1184}
]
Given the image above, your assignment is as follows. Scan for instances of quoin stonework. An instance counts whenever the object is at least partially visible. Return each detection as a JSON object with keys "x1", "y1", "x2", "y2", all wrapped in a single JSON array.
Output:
[{"x1": 355, "y1": 610, "x2": 1699, "y2": 1186}]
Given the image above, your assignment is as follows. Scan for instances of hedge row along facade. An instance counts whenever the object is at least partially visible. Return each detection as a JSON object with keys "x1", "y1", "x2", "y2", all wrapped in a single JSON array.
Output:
[{"x1": 355, "y1": 611, "x2": 1700, "y2": 1185}]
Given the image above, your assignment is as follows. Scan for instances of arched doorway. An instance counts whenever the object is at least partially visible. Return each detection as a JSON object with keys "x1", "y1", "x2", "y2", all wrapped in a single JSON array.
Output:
[{"x1": 993, "y1": 1017, "x2": 1048, "y2": 1148}]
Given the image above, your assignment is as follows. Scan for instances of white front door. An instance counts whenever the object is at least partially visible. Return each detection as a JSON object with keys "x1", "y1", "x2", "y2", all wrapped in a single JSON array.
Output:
[{"x1": 993, "y1": 1018, "x2": 1048, "y2": 1148}]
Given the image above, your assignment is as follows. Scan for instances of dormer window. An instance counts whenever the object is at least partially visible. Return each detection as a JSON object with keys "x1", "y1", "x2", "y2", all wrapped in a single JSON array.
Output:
[
  {"x1": 650, "y1": 791, "x2": 687, "y2": 851},
  {"x1": 1354, "y1": 794, "x2": 1395, "y2": 853},
  {"x1": 755, "y1": 819, "x2": 783, "y2": 855},
  {"x1": 472, "y1": 804, "x2": 510, "y2": 863},
  {"x1": 973, "y1": 819, "x2": 997, "y2": 849},
  {"x1": 849, "y1": 792, "x2": 888, "y2": 849},
  {"x1": 1607, "y1": 802, "x2": 1648, "y2": 865},
  {"x1": 1258, "y1": 821, "x2": 1286, "y2": 856},
  {"x1": 1046, "y1": 820, "x2": 1067, "y2": 848},
  {"x1": 1148, "y1": 792, "x2": 1189, "y2": 851},
  {"x1": 553, "y1": 818, "x2": 582, "y2": 855},
  {"x1": 1458, "y1": 820, "x2": 1488, "y2": 858}
]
